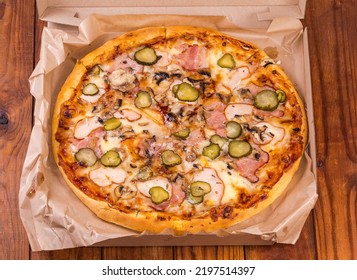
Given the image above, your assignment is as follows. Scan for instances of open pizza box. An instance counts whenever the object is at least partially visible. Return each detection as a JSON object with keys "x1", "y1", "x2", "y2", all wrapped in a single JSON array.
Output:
[{"x1": 20, "y1": 0, "x2": 318, "y2": 251}]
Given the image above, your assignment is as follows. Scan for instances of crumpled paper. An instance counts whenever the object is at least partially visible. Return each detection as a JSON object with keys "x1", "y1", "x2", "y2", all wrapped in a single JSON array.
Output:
[{"x1": 20, "y1": 14, "x2": 317, "y2": 251}]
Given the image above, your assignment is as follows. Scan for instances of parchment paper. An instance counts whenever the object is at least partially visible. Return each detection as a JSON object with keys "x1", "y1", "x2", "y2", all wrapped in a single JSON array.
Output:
[{"x1": 20, "y1": 14, "x2": 317, "y2": 251}]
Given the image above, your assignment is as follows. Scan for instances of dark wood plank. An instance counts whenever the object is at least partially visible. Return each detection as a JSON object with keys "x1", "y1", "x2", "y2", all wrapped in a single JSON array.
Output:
[
  {"x1": 31, "y1": 248, "x2": 101, "y2": 260},
  {"x1": 245, "y1": 215, "x2": 317, "y2": 260},
  {"x1": 174, "y1": 246, "x2": 244, "y2": 260},
  {"x1": 0, "y1": 0, "x2": 35, "y2": 260},
  {"x1": 305, "y1": 0, "x2": 357, "y2": 260},
  {"x1": 102, "y1": 246, "x2": 174, "y2": 260}
]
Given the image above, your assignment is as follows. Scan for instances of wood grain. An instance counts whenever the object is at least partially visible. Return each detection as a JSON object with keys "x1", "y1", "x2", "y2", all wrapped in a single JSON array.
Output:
[
  {"x1": 0, "y1": 0, "x2": 34, "y2": 260},
  {"x1": 305, "y1": 0, "x2": 357, "y2": 259},
  {"x1": 102, "y1": 247, "x2": 174, "y2": 260},
  {"x1": 174, "y1": 246, "x2": 245, "y2": 260}
]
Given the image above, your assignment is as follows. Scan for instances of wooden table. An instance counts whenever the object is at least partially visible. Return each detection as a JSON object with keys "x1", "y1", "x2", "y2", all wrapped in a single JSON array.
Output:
[{"x1": 0, "y1": 0, "x2": 356, "y2": 260}]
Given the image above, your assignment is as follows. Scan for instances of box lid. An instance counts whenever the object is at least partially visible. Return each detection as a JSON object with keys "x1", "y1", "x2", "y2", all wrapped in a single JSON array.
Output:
[{"x1": 37, "y1": 0, "x2": 307, "y2": 28}]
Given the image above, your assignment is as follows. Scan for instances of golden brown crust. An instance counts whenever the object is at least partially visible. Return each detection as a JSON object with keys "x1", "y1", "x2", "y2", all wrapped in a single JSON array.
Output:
[{"x1": 52, "y1": 26, "x2": 308, "y2": 234}]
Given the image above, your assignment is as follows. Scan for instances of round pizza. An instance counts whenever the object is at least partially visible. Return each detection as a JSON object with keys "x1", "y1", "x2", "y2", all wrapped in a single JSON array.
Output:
[{"x1": 52, "y1": 26, "x2": 307, "y2": 234}]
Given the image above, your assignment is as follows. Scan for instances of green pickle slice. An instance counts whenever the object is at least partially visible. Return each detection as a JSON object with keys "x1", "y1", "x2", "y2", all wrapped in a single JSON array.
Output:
[
  {"x1": 254, "y1": 90, "x2": 279, "y2": 111},
  {"x1": 82, "y1": 83, "x2": 99, "y2": 96},
  {"x1": 202, "y1": 143, "x2": 221, "y2": 160},
  {"x1": 173, "y1": 128, "x2": 190, "y2": 140},
  {"x1": 75, "y1": 148, "x2": 97, "y2": 167},
  {"x1": 210, "y1": 135, "x2": 228, "y2": 148},
  {"x1": 190, "y1": 181, "x2": 211, "y2": 197},
  {"x1": 103, "y1": 117, "x2": 121, "y2": 131},
  {"x1": 161, "y1": 150, "x2": 182, "y2": 166},
  {"x1": 134, "y1": 47, "x2": 159, "y2": 66},
  {"x1": 149, "y1": 186, "x2": 169, "y2": 204},
  {"x1": 134, "y1": 91, "x2": 152, "y2": 108},
  {"x1": 228, "y1": 140, "x2": 252, "y2": 158},
  {"x1": 100, "y1": 150, "x2": 121, "y2": 167},
  {"x1": 175, "y1": 83, "x2": 200, "y2": 102},
  {"x1": 226, "y1": 121, "x2": 242, "y2": 139},
  {"x1": 217, "y1": 53, "x2": 236, "y2": 69}
]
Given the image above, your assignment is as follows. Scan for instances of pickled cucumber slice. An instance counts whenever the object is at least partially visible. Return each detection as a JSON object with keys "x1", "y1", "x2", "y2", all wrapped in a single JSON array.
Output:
[
  {"x1": 210, "y1": 134, "x2": 228, "y2": 148},
  {"x1": 134, "y1": 91, "x2": 152, "y2": 108},
  {"x1": 100, "y1": 150, "x2": 121, "y2": 167},
  {"x1": 103, "y1": 117, "x2": 121, "y2": 131},
  {"x1": 254, "y1": 90, "x2": 279, "y2": 111},
  {"x1": 134, "y1": 47, "x2": 159, "y2": 66},
  {"x1": 136, "y1": 167, "x2": 154, "y2": 181},
  {"x1": 228, "y1": 140, "x2": 252, "y2": 158},
  {"x1": 161, "y1": 150, "x2": 182, "y2": 166},
  {"x1": 175, "y1": 83, "x2": 200, "y2": 102},
  {"x1": 226, "y1": 121, "x2": 242, "y2": 139},
  {"x1": 188, "y1": 193, "x2": 204, "y2": 204},
  {"x1": 75, "y1": 148, "x2": 97, "y2": 167},
  {"x1": 149, "y1": 186, "x2": 169, "y2": 204},
  {"x1": 217, "y1": 53, "x2": 236, "y2": 69},
  {"x1": 190, "y1": 181, "x2": 211, "y2": 197},
  {"x1": 91, "y1": 65, "x2": 103, "y2": 76},
  {"x1": 82, "y1": 83, "x2": 99, "y2": 96},
  {"x1": 202, "y1": 143, "x2": 221, "y2": 160},
  {"x1": 173, "y1": 128, "x2": 190, "y2": 140},
  {"x1": 276, "y1": 89, "x2": 287, "y2": 103}
]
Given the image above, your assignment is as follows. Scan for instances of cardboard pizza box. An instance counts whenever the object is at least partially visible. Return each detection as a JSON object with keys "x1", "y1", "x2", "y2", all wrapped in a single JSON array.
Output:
[{"x1": 20, "y1": 0, "x2": 317, "y2": 250}]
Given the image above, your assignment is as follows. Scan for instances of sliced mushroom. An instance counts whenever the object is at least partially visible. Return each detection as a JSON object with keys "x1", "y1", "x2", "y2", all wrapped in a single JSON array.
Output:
[
  {"x1": 114, "y1": 185, "x2": 137, "y2": 200},
  {"x1": 109, "y1": 69, "x2": 136, "y2": 92}
]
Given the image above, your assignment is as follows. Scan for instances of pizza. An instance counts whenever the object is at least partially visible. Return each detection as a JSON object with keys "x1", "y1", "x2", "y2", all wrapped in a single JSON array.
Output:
[{"x1": 52, "y1": 26, "x2": 307, "y2": 234}]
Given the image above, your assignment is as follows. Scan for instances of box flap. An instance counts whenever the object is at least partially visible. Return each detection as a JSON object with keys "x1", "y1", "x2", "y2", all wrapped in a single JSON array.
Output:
[{"x1": 37, "y1": 0, "x2": 307, "y2": 28}]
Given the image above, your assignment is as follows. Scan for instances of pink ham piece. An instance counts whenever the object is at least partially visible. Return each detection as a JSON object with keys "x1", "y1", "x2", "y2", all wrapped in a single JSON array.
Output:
[
  {"x1": 184, "y1": 128, "x2": 205, "y2": 148},
  {"x1": 246, "y1": 83, "x2": 274, "y2": 96},
  {"x1": 203, "y1": 98, "x2": 227, "y2": 137},
  {"x1": 232, "y1": 144, "x2": 269, "y2": 183},
  {"x1": 176, "y1": 44, "x2": 208, "y2": 70},
  {"x1": 254, "y1": 108, "x2": 284, "y2": 118},
  {"x1": 76, "y1": 128, "x2": 106, "y2": 158}
]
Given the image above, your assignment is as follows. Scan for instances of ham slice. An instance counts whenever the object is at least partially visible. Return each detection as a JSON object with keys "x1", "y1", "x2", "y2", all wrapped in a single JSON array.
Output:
[
  {"x1": 185, "y1": 128, "x2": 205, "y2": 147},
  {"x1": 203, "y1": 98, "x2": 227, "y2": 136},
  {"x1": 246, "y1": 83, "x2": 274, "y2": 96},
  {"x1": 75, "y1": 128, "x2": 106, "y2": 158},
  {"x1": 176, "y1": 44, "x2": 208, "y2": 70},
  {"x1": 232, "y1": 144, "x2": 269, "y2": 183}
]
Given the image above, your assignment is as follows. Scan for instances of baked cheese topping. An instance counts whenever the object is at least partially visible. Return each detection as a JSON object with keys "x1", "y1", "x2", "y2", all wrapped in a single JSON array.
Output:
[{"x1": 55, "y1": 30, "x2": 305, "y2": 220}]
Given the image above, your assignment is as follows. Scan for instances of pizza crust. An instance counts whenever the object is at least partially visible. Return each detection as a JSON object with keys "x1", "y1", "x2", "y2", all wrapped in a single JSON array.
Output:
[{"x1": 52, "y1": 26, "x2": 308, "y2": 234}]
